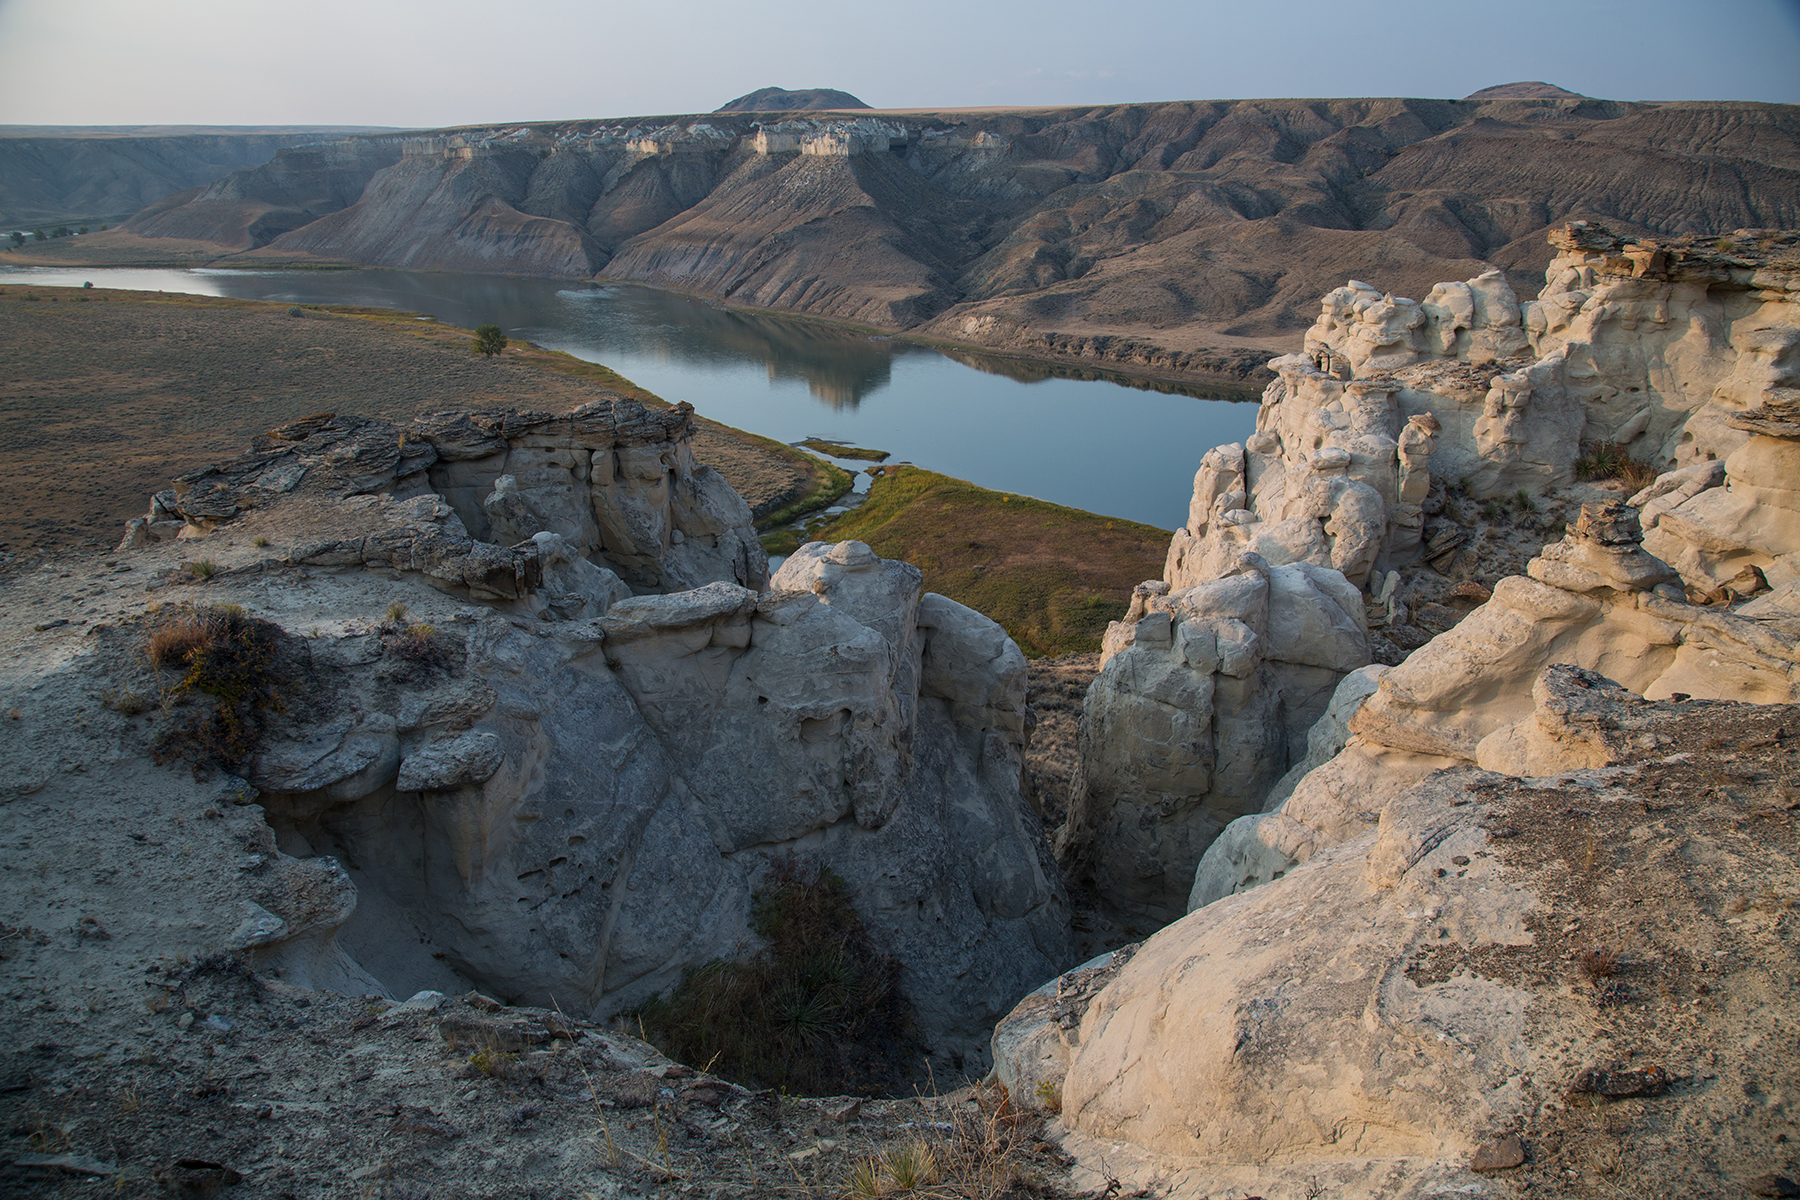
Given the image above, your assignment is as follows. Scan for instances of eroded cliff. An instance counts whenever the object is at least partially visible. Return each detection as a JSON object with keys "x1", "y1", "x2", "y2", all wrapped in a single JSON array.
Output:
[{"x1": 108, "y1": 97, "x2": 1800, "y2": 380}]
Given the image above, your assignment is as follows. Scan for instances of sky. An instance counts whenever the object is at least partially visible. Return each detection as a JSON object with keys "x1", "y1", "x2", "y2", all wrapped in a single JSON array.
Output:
[{"x1": 1, "y1": 0, "x2": 1797, "y2": 128}]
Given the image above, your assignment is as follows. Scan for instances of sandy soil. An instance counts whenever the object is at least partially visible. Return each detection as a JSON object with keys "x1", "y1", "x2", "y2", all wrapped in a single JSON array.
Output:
[{"x1": 0, "y1": 287, "x2": 822, "y2": 565}]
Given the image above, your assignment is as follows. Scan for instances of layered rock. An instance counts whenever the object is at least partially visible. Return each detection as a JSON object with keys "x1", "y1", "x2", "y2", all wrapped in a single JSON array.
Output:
[
  {"x1": 1640, "y1": 393, "x2": 1800, "y2": 602},
  {"x1": 1057, "y1": 556, "x2": 1369, "y2": 927},
  {"x1": 1077, "y1": 226, "x2": 1800, "y2": 927},
  {"x1": 126, "y1": 399, "x2": 768, "y2": 598},
  {"x1": 103, "y1": 413, "x2": 1065, "y2": 1062},
  {"x1": 1190, "y1": 501, "x2": 1798, "y2": 909}
]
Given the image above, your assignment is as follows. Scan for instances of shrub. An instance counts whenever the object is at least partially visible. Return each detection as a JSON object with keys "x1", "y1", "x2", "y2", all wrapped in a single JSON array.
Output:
[
  {"x1": 185, "y1": 559, "x2": 217, "y2": 579},
  {"x1": 633, "y1": 854, "x2": 919, "y2": 1095},
  {"x1": 385, "y1": 601, "x2": 409, "y2": 624},
  {"x1": 7, "y1": 232, "x2": 21, "y2": 247},
  {"x1": 472, "y1": 324, "x2": 508, "y2": 357},
  {"x1": 143, "y1": 604, "x2": 289, "y2": 768},
  {"x1": 1579, "y1": 945, "x2": 1620, "y2": 982},
  {"x1": 1574, "y1": 441, "x2": 1659, "y2": 491},
  {"x1": 286, "y1": 305, "x2": 304, "y2": 317}
]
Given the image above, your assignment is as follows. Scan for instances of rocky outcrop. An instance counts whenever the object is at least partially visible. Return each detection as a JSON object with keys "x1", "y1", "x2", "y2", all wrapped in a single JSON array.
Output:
[
  {"x1": 100, "y1": 411, "x2": 1064, "y2": 1063},
  {"x1": 1190, "y1": 499, "x2": 1799, "y2": 910},
  {"x1": 1072, "y1": 226, "x2": 1800, "y2": 926},
  {"x1": 999, "y1": 669, "x2": 1800, "y2": 1197},
  {"x1": 1641, "y1": 393, "x2": 1800, "y2": 602},
  {"x1": 130, "y1": 400, "x2": 768, "y2": 598},
  {"x1": 1057, "y1": 557, "x2": 1370, "y2": 927}
]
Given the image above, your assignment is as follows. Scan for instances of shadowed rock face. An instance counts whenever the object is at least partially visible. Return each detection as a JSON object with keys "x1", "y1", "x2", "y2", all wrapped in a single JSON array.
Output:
[
  {"x1": 716, "y1": 87, "x2": 870, "y2": 112},
  {"x1": 0, "y1": 127, "x2": 389, "y2": 226},
  {"x1": 97, "y1": 402, "x2": 1067, "y2": 1068},
  {"x1": 115, "y1": 97, "x2": 1800, "y2": 378}
]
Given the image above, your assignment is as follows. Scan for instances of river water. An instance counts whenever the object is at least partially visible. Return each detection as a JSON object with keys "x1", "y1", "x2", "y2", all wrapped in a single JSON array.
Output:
[{"x1": 0, "y1": 266, "x2": 1261, "y2": 528}]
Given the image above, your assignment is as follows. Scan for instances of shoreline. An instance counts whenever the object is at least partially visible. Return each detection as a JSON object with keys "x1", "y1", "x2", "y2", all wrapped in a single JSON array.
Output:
[{"x1": 0, "y1": 250, "x2": 1271, "y2": 400}]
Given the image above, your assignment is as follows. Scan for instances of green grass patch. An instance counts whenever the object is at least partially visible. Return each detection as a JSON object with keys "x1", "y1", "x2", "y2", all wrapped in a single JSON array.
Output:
[
  {"x1": 756, "y1": 455, "x2": 855, "y2": 529},
  {"x1": 804, "y1": 466, "x2": 1169, "y2": 657},
  {"x1": 798, "y1": 437, "x2": 890, "y2": 462},
  {"x1": 1575, "y1": 440, "x2": 1659, "y2": 491}
]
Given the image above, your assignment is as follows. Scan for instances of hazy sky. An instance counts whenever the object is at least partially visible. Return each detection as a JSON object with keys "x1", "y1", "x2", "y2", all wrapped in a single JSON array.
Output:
[{"x1": 1, "y1": 0, "x2": 1797, "y2": 128}]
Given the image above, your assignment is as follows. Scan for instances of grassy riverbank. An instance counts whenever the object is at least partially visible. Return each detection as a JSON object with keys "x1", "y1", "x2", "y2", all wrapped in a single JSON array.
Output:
[
  {"x1": 0, "y1": 285, "x2": 840, "y2": 559},
  {"x1": 798, "y1": 466, "x2": 1168, "y2": 657}
]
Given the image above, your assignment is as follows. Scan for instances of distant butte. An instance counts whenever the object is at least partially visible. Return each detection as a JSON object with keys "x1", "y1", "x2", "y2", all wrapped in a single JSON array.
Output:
[
  {"x1": 1464, "y1": 81, "x2": 1587, "y2": 100},
  {"x1": 716, "y1": 87, "x2": 870, "y2": 112}
]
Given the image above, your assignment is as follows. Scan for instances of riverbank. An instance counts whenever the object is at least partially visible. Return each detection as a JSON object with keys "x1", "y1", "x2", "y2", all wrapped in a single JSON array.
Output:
[
  {"x1": 0, "y1": 284, "x2": 841, "y2": 563},
  {"x1": 3, "y1": 237, "x2": 1274, "y2": 397}
]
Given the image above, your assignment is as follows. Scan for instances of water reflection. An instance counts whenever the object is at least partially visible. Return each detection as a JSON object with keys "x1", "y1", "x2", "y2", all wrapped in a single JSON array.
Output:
[
  {"x1": 557, "y1": 287, "x2": 919, "y2": 409},
  {"x1": 0, "y1": 265, "x2": 1260, "y2": 526}
]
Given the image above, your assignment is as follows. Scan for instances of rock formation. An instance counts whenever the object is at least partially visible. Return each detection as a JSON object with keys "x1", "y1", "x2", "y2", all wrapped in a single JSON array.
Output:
[
  {"x1": 90, "y1": 402, "x2": 1067, "y2": 1065},
  {"x1": 1070, "y1": 226, "x2": 1800, "y2": 929},
  {"x1": 1057, "y1": 558, "x2": 1371, "y2": 927},
  {"x1": 123, "y1": 400, "x2": 769, "y2": 598}
]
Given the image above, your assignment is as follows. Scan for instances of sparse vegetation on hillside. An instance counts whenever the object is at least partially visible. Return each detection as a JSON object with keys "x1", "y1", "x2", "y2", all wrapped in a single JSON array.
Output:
[
  {"x1": 1575, "y1": 440, "x2": 1660, "y2": 490},
  {"x1": 633, "y1": 855, "x2": 920, "y2": 1096},
  {"x1": 799, "y1": 466, "x2": 1169, "y2": 657},
  {"x1": 142, "y1": 602, "x2": 291, "y2": 769}
]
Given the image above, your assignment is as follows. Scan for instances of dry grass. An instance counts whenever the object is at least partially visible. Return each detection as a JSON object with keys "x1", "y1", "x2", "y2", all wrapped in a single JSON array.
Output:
[
  {"x1": 842, "y1": 1081, "x2": 1047, "y2": 1199},
  {"x1": 1578, "y1": 945, "x2": 1620, "y2": 982},
  {"x1": 141, "y1": 603, "x2": 289, "y2": 768}
]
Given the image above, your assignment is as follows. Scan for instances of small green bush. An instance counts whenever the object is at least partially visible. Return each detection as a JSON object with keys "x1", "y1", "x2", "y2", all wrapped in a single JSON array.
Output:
[
  {"x1": 633, "y1": 854, "x2": 920, "y2": 1095},
  {"x1": 1575, "y1": 441, "x2": 1659, "y2": 490},
  {"x1": 472, "y1": 324, "x2": 508, "y2": 357}
]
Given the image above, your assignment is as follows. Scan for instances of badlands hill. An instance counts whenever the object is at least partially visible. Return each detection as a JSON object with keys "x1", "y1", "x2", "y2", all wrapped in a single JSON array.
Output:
[
  {"x1": 0, "y1": 127, "x2": 394, "y2": 227},
  {"x1": 56, "y1": 93, "x2": 1800, "y2": 383},
  {"x1": 716, "y1": 87, "x2": 870, "y2": 112}
]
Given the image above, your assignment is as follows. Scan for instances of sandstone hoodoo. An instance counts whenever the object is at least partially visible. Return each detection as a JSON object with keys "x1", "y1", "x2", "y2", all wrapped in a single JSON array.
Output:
[
  {"x1": 1059, "y1": 222, "x2": 1800, "y2": 929},
  {"x1": 993, "y1": 223, "x2": 1800, "y2": 1196}
]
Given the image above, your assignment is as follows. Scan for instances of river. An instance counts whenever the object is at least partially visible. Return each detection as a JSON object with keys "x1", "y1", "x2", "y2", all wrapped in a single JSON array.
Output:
[{"x1": 0, "y1": 265, "x2": 1261, "y2": 528}]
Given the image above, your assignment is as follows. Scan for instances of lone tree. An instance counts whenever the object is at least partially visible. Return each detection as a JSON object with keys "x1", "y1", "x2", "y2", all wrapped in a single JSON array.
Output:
[{"x1": 472, "y1": 324, "x2": 508, "y2": 357}]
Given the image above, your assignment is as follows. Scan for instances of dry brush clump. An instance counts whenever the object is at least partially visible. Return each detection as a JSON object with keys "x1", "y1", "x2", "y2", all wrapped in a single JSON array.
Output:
[
  {"x1": 634, "y1": 854, "x2": 922, "y2": 1097},
  {"x1": 141, "y1": 602, "x2": 293, "y2": 769},
  {"x1": 843, "y1": 1081, "x2": 1057, "y2": 1200}
]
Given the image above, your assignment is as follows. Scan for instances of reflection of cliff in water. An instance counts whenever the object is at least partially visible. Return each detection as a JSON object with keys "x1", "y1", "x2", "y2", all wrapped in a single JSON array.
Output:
[
  {"x1": 581, "y1": 286, "x2": 922, "y2": 409},
  {"x1": 938, "y1": 348, "x2": 1261, "y2": 403}
]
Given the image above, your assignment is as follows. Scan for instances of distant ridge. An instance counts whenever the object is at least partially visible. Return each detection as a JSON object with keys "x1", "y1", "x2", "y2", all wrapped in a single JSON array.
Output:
[
  {"x1": 1464, "y1": 81, "x2": 1587, "y2": 100},
  {"x1": 716, "y1": 87, "x2": 869, "y2": 112}
]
